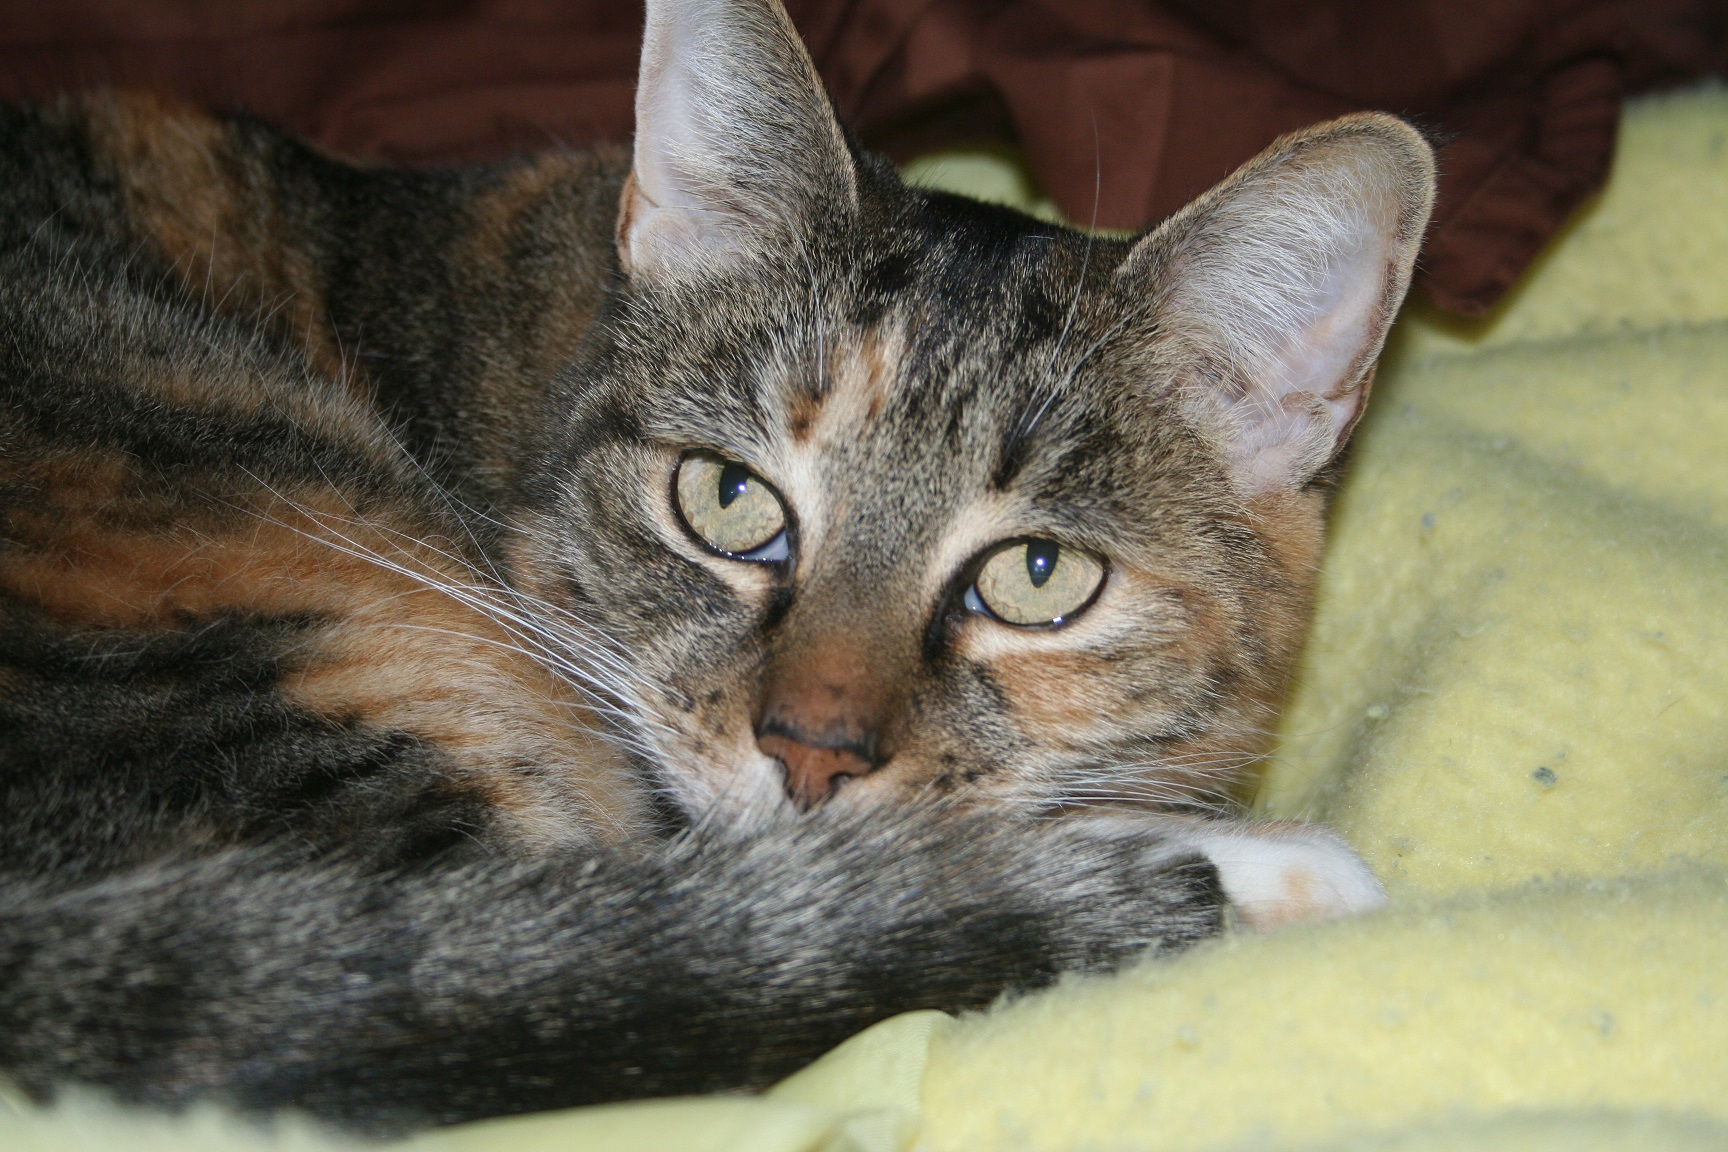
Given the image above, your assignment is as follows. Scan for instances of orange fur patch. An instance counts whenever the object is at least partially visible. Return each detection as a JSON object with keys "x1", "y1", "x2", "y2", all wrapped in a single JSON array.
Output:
[
  {"x1": 787, "y1": 392, "x2": 822, "y2": 441},
  {"x1": 795, "y1": 327, "x2": 896, "y2": 445},
  {"x1": 82, "y1": 94, "x2": 348, "y2": 385},
  {"x1": 452, "y1": 148, "x2": 624, "y2": 484},
  {"x1": 985, "y1": 563, "x2": 1290, "y2": 806},
  {"x1": 1, "y1": 471, "x2": 645, "y2": 846}
]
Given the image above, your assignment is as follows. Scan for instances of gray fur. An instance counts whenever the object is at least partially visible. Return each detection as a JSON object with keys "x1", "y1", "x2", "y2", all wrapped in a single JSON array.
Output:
[{"x1": 0, "y1": 0, "x2": 1434, "y2": 1131}]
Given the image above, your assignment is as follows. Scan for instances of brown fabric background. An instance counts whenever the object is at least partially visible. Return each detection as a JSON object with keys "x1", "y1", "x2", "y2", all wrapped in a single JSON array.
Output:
[{"x1": 2, "y1": 0, "x2": 1724, "y2": 312}]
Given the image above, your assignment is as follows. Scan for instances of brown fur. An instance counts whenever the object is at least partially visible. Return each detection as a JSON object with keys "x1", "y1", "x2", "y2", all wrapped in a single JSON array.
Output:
[
  {"x1": 1, "y1": 463, "x2": 642, "y2": 843},
  {"x1": 81, "y1": 93, "x2": 349, "y2": 384},
  {"x1": 446, "y1": 146, "x2": 628, "y2": 487}
]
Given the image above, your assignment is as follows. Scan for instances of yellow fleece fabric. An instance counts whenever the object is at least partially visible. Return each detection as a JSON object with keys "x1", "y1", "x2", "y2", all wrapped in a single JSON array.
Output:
[{"x1": 6, "y1": 84, "x2": 1728, "y2": 1152}]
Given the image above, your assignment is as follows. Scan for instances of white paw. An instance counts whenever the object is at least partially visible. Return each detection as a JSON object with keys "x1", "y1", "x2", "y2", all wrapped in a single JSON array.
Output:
[{"x1": 1185, "y1": 821, "x2": 1386, "y2": 932}]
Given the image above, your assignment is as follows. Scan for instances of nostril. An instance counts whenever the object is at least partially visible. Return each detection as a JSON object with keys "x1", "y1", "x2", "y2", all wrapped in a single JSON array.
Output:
[{"x1": 757, "y1": 729, "x2": 873, "y2": 810}]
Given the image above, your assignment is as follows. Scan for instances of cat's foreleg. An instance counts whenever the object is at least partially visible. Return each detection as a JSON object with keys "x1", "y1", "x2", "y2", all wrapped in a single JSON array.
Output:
[{"x1": 0, "y1": 807, "x2": 1227, "y2": 1132}]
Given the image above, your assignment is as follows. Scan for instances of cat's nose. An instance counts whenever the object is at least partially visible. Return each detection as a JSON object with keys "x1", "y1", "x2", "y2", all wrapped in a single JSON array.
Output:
[
  {"x1": 756, "y1": 724, "x2": 875, "y2": 810},
  {"x1": 755, "y1": 633, "x2": 903, "y2": 809}
]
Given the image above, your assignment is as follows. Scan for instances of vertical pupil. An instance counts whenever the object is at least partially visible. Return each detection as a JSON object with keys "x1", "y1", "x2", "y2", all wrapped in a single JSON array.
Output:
[
  {"x1": 1025, "y1": 540, "x2": 1059, "y2": 588},
  {"x1": 717, "y1": 462, "x2": 752, "y2": 509}
]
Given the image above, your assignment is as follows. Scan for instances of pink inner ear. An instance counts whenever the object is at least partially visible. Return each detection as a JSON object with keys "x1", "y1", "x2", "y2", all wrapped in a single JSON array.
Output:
[
  {"x1": 618, "y1": 0, "x2": 858, "y2": 280},
  {"x1": 1237, "y1": 226, "x2": 1390, "y2": 459},
  {"x1": 1225, "y1": 391, "x2": 1340, "y2": 494},
  {"x1": 1148, "y1": 137, "x2": 1421, "y2": 494},
  {"x1": 621, "y1": 5, "x2": 732, "y2": 273},
  {"x1": 1266, "y1": 254, "x2": 1379, "y2": 402},
  {"x1": 1181, "y1": 222, "x2": 1389, "y2": 493}
]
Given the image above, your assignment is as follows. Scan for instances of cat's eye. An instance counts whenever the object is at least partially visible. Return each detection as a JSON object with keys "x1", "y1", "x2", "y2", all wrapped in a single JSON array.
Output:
[
  {"x1": 674, "y1": 452, "x2": 790, "y2": 561},
  {"x1": 966, "y1": 539, "x2": 1104, "y2": 627}
]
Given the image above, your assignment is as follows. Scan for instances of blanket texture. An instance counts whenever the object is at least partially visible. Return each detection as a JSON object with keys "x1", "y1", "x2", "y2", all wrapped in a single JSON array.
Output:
[{"x1": 5, "y1": 83, "x2": 1728, "y2": 1152}]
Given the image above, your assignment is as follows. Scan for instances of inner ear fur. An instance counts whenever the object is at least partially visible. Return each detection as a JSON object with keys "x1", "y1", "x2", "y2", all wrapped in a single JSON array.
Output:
[
  {"x1": 619, "y1": 0, "x2": 858, "y2": 281},
  {"x1": 1118, "y1": 114, "x2": 1436, "y2": 493}
]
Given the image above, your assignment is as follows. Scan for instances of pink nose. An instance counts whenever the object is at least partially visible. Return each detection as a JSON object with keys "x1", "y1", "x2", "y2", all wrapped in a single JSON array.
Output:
[
  {"x1": 755, "y1": 636, "x2": 891, "y2": 809},
  {"x1": 757, "y1": 729, "x2": 873, "y2": 810}
]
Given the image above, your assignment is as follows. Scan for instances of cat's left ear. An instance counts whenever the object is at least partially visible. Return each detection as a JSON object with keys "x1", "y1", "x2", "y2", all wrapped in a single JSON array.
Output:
[
  {"x1": 1119, "y1": 114, "x2": 1435, "y2": 493},
  {"x1": 619, "y1": 0, "x2": 858, "y2": 281}
]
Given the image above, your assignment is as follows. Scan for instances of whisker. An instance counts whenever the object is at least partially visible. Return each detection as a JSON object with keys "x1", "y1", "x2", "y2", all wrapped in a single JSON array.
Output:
[
  {"x1": 232, "y1": 474, "x2": 680, "y2": 754},
  {"x1": 1028, "y1": 740, "x2": 1273, "y2": 812}
]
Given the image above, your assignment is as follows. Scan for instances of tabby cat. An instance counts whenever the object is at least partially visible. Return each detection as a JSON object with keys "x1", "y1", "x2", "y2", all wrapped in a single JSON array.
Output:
[{"x1": 0, "y1": 0, "x2": 1434, "y2": 1133}]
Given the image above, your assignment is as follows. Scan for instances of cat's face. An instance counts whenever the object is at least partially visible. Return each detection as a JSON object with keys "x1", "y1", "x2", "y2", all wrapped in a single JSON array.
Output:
[
  {"x1": 508, "y1": 0, "x2": 1433, "y2": 824},
  {"x1": 514, "y1": 195, "x2": 1312, "y2": 818}
]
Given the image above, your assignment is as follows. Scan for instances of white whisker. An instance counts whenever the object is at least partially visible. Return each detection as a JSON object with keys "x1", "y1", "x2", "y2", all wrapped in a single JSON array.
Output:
[{"x1": 232, "y1": 471, "x2": 681, "y2": 763}]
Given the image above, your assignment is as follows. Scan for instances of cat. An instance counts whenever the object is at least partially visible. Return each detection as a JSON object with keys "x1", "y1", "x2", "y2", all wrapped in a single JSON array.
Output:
[{"x1": 0, "y1": 0, "x2": 1434, "y2": 1134}]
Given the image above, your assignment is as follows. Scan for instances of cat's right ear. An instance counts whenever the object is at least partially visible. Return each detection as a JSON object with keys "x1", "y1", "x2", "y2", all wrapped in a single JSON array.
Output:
[
  {"x1": 1117, "y1": 115, "x2": 1435, "y2": 494},
  {"x1": 619, "y1": 0, "x2": 858, "y2": 281}
]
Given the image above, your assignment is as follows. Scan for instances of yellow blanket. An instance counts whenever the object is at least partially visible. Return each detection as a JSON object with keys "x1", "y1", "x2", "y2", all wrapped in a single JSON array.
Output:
[{"x1": 7, "y1": 85, "x2": 1728, "y2": 1152}]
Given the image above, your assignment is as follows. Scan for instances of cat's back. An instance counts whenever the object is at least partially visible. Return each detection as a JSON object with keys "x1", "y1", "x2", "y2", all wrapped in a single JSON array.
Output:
[{"x1": 1, "y1": 92, "x2": 627, "y2": 489}]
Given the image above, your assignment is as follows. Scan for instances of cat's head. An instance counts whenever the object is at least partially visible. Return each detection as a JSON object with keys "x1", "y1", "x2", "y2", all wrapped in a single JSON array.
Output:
[{"x1": 508, "y1": 0, "x2": 1434, "y2": 823}]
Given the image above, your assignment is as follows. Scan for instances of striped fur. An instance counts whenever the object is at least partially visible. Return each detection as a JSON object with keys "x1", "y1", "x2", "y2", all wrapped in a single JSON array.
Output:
[{"x1": 0, "y1": 0, "x2": 1433, "y2": 1132}]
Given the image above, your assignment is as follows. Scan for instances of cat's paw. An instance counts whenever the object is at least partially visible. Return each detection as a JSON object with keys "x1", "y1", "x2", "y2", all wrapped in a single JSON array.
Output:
[{"x1": 1183, "y1": 821, "x2": 1385, "y2": 932}]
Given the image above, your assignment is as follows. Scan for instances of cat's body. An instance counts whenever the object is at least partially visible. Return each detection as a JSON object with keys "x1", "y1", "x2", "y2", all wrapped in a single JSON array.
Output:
[
  {"x1": 0, "y1": 0, "x2": 1433, "y2": 1133},
  {"x1": 0, "y1": 94, "x2": 650, "y2": 870}
]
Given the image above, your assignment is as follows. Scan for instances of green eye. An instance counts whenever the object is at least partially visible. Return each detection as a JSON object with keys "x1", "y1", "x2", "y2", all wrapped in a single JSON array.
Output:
[
  {"x1": 970, "y1": 539, "x2": 1104, "y2": 626},
  {"x1": 675, "y1": 453, "x2": 789, "y2": 560}
]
